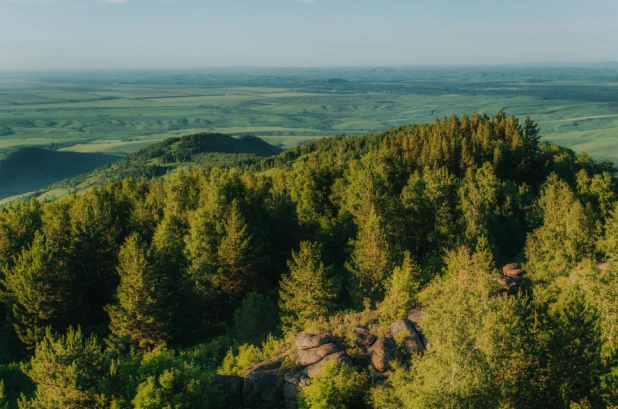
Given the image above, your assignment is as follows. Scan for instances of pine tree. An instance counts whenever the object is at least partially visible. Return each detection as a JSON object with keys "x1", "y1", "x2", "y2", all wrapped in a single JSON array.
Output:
[
  {"x1": 458, "y1": 163, "x2": 500, "y2": 246},
  {"x1": 19, "y1": 327, "x2": 107, "y2": 409},
  {"x1": 106, "y1": 234, "x2": 169, "y2": 351},
  {"x1": 233, "y1": 293, "x2": 278, "y2": 345},
  {"x1": 346, "y1": 205, "x2": 394, "y2": 304},
  {"x1": 150, "y1": 213, "x2": 188, "y2": 341},
  {"x1": 216, "y1": 200, "x2": 255, "y2": 299},
  {"x1": 279, "y1": 242, "x2": 336, "y2": 333},
  {"x1": 3, "y1": 232, "x2": 73, "y2": 348},
  {"x1": 379, "y1": 252, "x2": 422, "y2": 324},
  {"x1": 526, "y1": 174, "x2": 595, "y2": 279}
]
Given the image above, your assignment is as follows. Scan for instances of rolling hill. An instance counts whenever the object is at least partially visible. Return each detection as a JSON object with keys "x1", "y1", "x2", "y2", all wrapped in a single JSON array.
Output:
[{"x1": 0, "y1": 133, "x2": 282, "y2": 204}]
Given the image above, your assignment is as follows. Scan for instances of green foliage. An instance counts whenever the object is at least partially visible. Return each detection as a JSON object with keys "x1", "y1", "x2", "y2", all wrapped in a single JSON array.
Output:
[
  {"x1": 215, "y1": 200, "x2": 257, "y2": 300},
  {"x1": 131, "y1": 347, "x2": 222, "y2": 409},
  {"x1": 526, "y1": 174, "x2": 595, "y2": 280},
  {"x1": 378, "y1": 252, "x2": 421, "y2": 324},
  {"x1": 218, "y1": 335, "x2": 284, "y2": 377},
  {"x1": 233, "y1": 293, "x2": 278, "y2": 345},
  {"x1": 3, "y1": 232, "x2": 73, "y2": 348},
  {"x1": 0, "y1": 364, "x2": 34, "y2": 409},
  {"x1": 0, "y1": 380, "x2": 6, "y2": 409},
  {"x1": 279, "y1": 242, "x2": 337, "y2": 333},
  {"x1": 545, "y1": 287, "x2": 603, "y2": 406},
  {"x1": 0, "y1": 114, "x2": 617, "y2": 408},
  {"x1": 370, "y1": 246, "x2": 527, "y2": 409},
  {"x1": 346, "y1": 206, "x2": 394, "y2": 305},
  {"x1": 106, "y1": 234, "x2": 170, "y2": 352},
  {"x1": 298, "y1": 361, "x2": 367, "y2": 409},
  {"x1": 19, "y1": 327, "x2": 107, "y2": 409}
]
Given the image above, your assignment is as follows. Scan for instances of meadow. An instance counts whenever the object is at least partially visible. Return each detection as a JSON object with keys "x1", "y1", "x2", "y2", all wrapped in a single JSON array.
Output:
[{"x1": 1, "y1": 65, "x2": 618, "y2": 157}]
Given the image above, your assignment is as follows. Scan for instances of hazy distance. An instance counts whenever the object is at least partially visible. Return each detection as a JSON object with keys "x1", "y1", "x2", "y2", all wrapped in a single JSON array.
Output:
[{"x1": 0, "y1": 0, "x2": 617, "y2": 70}]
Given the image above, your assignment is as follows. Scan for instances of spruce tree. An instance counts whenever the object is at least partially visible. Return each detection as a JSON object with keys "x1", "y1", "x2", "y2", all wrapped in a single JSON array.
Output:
[
  {"x1": 379, "y1": 252, "x2": 421, "y2": 324},
  {"x1": 526, "y1": 174, "x2": 595, "y2": 279},
  {"x1": 106, "y1": 234, "x2": 169, "y2": 351},
  {"x1": 346, "y1": 205, "x2": 393, "y2": 305},
  {"x1": 279, "y1": 242, "x2": 336, "y2": 333},
  {"x1": 20, "y1": 327, "x2": 107, "y2": 409},
  {"x1": 3, "y1": 232, "x2": 72, "y2": 348},
  {"x1": 216, "y1": 200, "x2": 255, "y2": 299},
  {"x1": 150, "y1": 213, "x2": 188, "y2": 341}
]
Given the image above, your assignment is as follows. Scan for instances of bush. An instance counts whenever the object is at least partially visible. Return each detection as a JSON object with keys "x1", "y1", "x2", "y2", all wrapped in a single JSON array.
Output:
[
  {"x1": 233, "y1": 293, "x2": 278, "y2": 345},
  {"x1": 132, "y1": 347, "x2": 222, "y2": 409},
  {"x1": 298, "y1": 360, "x2": 367, "y2": 409},
  {"x1": 218, "y1": 335, "x2": 284, "y2": 377}
]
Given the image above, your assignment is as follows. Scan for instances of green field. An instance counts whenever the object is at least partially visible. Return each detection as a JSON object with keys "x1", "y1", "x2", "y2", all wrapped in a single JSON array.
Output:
[{"x1": 1, "y1": 66, "x2": 618, "y2": 159}]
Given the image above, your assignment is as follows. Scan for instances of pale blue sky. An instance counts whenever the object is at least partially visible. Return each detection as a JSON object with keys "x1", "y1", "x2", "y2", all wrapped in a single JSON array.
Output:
[{"x1": 0, "y1": 0, "x2": 617, "y2": 69}]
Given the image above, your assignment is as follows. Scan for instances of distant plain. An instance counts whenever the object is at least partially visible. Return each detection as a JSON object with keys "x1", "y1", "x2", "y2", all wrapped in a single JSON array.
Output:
[{"x1": 1, "y1": 65, "x2": 618, "y2": 157}]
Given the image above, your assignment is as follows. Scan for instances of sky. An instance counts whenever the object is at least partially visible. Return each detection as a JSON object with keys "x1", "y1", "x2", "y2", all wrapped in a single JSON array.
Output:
[{"x1": 0, "y1": 0, "x2": 617, "y2": 70}]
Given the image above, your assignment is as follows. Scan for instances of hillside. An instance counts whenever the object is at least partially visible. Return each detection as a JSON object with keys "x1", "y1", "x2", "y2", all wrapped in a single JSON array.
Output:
[
  {"x1": 1, "y1": 113, "x2": 618, "y2": 409},
  {"x1": 0, "y1": 148, "x2": 118, "y2": 200},
  {"x1": 2, "y1": 133, "x2": 281, "y2": 203}
]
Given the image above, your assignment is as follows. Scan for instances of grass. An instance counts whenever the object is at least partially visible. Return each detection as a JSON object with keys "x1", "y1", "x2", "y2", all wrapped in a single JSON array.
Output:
[{"x1": 1, "y1": 66, "x2": 618, "y2": 157}]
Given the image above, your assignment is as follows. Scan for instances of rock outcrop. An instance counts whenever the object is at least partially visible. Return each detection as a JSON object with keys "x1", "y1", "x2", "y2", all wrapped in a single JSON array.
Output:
[
  {"x1": 296, "y1": 342, "x2": 339, "y2": 366},
  {"x1": 243, "y1": 360, "x2": 284, "y2": 409},
  {"x1": 368, "y1": 337, "x2": 401, "y2": 372},
  {"x1": 229, "y1": 316, "x2": 431, "y2": 407},
  {"x1": 353, "y1": 326, "x2": 377, "y2": 349},
  {"x1": 307, "y1": 351, "x2": 350, "y2": 378},
  {"x1": 295, "y1": 333, "x2": 331, "y2": 350},
  {"x1": 283, "y1": 371, "x2": 309, "y2": 409},
  {"x1": 390, "y1": 318, "x2": 425, "y2": 354},
  {"x1": 213, "y1": 375, "x2": 243, "y2": 407},
  {"x1": 498, "y1": 263, "x2": 531, "y2": 294}
]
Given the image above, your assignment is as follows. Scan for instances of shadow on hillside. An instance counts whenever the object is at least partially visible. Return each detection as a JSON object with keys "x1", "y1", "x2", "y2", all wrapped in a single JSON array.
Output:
[{"x1": 0, "y1": 148, "x2": 120, "y2": 200}]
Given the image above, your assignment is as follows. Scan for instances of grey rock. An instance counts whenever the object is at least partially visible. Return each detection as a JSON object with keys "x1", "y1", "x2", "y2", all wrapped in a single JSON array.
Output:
[
  {"x1": 213, "y1": 375, "x2": 243, "y2": 407},
  {"x1": 407, "y1": 309, "x2": 425, "y2": 326},
  {"x1": 307, "y1": 352, "x2": 351, "y2": 378},
  {"x1": 504, "y1": 268, "x2": 526, "y2": 277},
  {"x1": 296, "y1": 343, "x2": 339, "y2": 366},
  {"x1": 295, "y1": 333, "x2": 331, "y2": 350},
  {"x1": 368, "y1": 337, "x2": 401, "y2": 372},
  {"x1": 354, "y1": 326, "x2": 377, "y2": 349},
  {"x1": 243, "y1": 364, "x2": 283, "y2": 409},
  {"x1": 498, "y1": 275, "x2": 531, "y2": 295},
  {"x1": 390, "y1": 319, "x2": 425, "y2": 353},
  {"x1": 502, "y1": 263, "x2": 520, "y2": 274}
]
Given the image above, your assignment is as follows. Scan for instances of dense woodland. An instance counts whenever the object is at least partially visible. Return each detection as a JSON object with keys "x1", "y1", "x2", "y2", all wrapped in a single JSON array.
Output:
[{"x1": 2, "y1": 112, "x2": 618, "y2": 408}]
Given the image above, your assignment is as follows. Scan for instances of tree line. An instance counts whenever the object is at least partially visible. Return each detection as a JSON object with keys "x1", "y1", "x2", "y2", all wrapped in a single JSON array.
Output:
[{"x1": 1, "y1": 112, "x2": 618, "y2": 408}]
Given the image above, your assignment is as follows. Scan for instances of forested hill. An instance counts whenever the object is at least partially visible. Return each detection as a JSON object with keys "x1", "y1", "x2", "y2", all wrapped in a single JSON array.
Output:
[
  {"x1": 2, "y1": 112, "x2": 618, "y2": 409},
  {"x1": 28, "y1": 133, "x2": 282, "y2": 202}
]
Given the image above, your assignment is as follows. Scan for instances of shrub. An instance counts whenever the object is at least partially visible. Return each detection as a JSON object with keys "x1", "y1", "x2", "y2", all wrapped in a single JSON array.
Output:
[{"x1": 298, "y1": 360, "x2": 367, "y2": 409}]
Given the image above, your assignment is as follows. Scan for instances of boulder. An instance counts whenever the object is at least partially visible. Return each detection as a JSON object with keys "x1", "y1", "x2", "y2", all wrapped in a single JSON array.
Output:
[
  {"x1": 390, "y1": 319, "x2": 425, "y2": 353},
  {"x1": 504, "y1": 268, "x2": 526, "y2": 277},
  {"x1": 368, "y1": 337, "x2": 401, "y2": 372},
  {"x1": 297, "y1": 343, "x2": 339, "y2": 366},
  {"x1": 503, "y1": 263, "x2": 520, "y2": 274},
  {"x1": 295, "y1": 333, "x2": 331, "y2": 350},
  {"x1": 407, "y1": 309, "x2": 425, "y2": 326},
  {"x1": 354, "y1": 326, "x2": 377, "y2": 349},
  {"x1": 596, "y1": 262, "x2": 610, "y2": 271},
  {"x1": 406, "y1": 310, "x2": 431, "y2": 351},
  {"x1": 307, "y1": 352, "x2": 351, "y2": 378},
  {"x1": 243, "y1": 363, "x2": 283, "y2": 409},
  {"x1": 283, "y1": 371, "x2": 309, "y2": 402},
  {"x1": 212, "y1": 375, "x2": 243, "y2": 407},
  {"x1": 498, "y1": 275, "x2": 531, "y2": 295}
]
